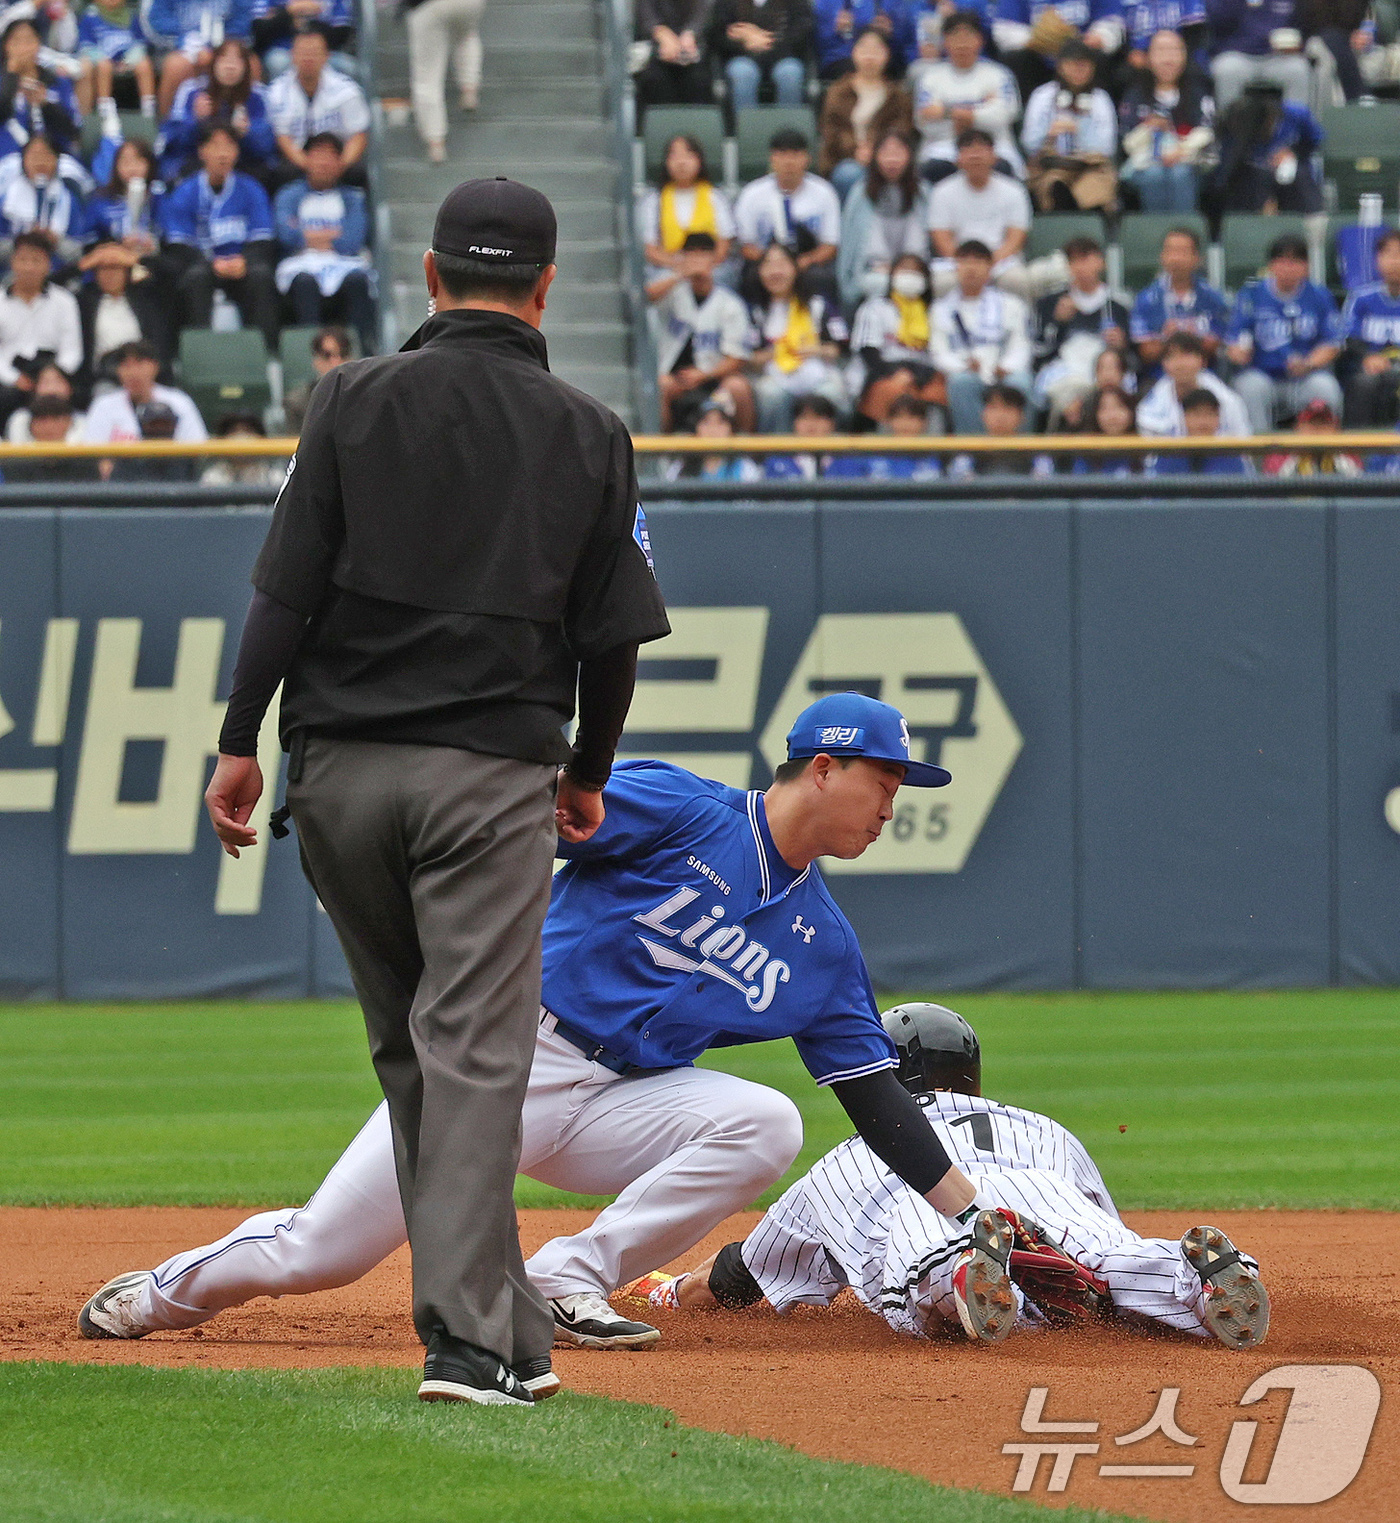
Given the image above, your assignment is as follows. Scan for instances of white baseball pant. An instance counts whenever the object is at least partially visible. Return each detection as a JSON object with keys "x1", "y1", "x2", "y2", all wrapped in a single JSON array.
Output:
[
  {"x1": 138, "y1": 1021, "x2": 803, "y2": 1332},
  {"x1": 741, "y1": 1164, "x2": 1247, "y2": 1340}
]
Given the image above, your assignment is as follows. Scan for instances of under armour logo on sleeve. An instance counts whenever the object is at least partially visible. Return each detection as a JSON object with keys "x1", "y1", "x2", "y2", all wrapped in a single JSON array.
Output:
[{"x1": 792, "y1": 915, "x2": 815, "y2": 943}]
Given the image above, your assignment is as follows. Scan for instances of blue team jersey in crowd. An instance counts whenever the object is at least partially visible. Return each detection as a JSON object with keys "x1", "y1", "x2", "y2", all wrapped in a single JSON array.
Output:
[
  {"x1": 542, "y1": 761, "x2": 899, "y2": 1085},
  {"x1": 1341, "y1": 282, "x2": 1400, "y2": 353},
  {"x1": 159, "y1": 169, "x2": 273, "y2": 254},
  {"x1": 817, "y1": 0, "x2": 923, "y2": 70},
  {"x1": 143, "y1": 0, "x2": 252, "y2": 45},
  {"x1": 78, "y1": 4, "x2": 142, "y2": 58},
  {"x1": 823, "y1": 453, "x2": 941, "y2": 480},
  {"x1": 1226, "y1": 277, "x2": 1340, "y2": 377},
  {"x1": 1149, "y1": 451, "x2": 1252, "y2": 476},
  {"x1": 1129, "y1": 273, "x2": 1229, "y2": 346},
  {"x1": 1122, "y1": 0, "x2": 1204, "y2": 49}
]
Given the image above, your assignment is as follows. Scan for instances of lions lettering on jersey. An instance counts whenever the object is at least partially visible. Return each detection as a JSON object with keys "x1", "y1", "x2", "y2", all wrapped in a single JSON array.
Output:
[
  {"x1": 632, "y1": 886, "x2": 792, "y2": 1013},
  {"x1": 542, "y1": 761, "x2": 897, "y2": 1084},
  {"x1": 1227, "y1": 277, "x2": 1341, "y2": 376},
  {"x1": 1341, "y1": 283, "x2": 1400, "y2": 353}
]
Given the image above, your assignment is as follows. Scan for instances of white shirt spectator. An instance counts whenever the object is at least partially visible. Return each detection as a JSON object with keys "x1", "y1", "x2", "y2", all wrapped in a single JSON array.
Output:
[
  {"x1": 266, "y1": 65, "x2": 370, "y2": 147},
  {"x1": 846, "y1": 291, "x2": 935, "y2": 395},
  {"x1": 654, "y1": 279, "x2": 751, "y2": 376},
  {"x1": 927, "y1": 170, "x2": 1031, "y2": 254},
  {"x1": 1021, "y1": 81, "x2": 1118, "y2": 157},
  {"x1": 930, "y1": 284, "x2": 1032, "y2": 382},
  {"x1": 915, "y1": 59, "x2": 1023, "y2": 174},
  {"x1": 83, "y1": 383, "x2": 208, "y2": 443},
  {"x1": 636, "y1": 185, "x2": 737, "y2": 252},
  {"x1": 849, "y1": 293, "x2": 933, "y2": 364},
  {"x1": 6, "y1": 405, "x2": 84, "y2": 441},
  {"x1": 734, "y1": 172, "x2": 842, "y2": 253},
  {"x1": 91, "y1": 294, "x2": 143, "y2": 366},
  {"x1": 0, "y1": 281, "x2": 81, "y2": 384},
  {"x1": 1136, "y1": 370, "x2": 1251, "y2": 437}
]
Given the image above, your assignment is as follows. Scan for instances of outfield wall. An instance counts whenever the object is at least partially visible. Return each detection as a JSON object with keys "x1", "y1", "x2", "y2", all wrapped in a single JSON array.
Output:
[{"x1": 2, "y1": 497, "x2": 1398, "y2": 997}]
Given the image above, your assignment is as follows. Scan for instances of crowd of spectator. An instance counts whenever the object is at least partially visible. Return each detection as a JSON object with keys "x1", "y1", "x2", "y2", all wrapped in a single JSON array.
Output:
[
  {"x1": 637, "y1": 0, "x2": 1400, "y2": 477},
  {"x1": 0, "y1": 0, "x2": 374, "y2": 471}
]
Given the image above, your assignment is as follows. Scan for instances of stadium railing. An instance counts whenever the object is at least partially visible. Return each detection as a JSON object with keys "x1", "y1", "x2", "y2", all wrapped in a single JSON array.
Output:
[{"x1": 2, "y1": 434, "x2": 1399, "y2": 503}]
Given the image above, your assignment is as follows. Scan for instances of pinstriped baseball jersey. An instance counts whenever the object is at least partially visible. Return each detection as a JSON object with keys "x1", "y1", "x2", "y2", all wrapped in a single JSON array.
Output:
[{"x1": 741, "y1": 1092, "x2": 1228, "y2": 1340}]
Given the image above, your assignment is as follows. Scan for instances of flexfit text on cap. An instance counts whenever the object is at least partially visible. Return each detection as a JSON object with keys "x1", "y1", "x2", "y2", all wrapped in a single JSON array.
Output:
[
  {"x1": 784, "y1": 692, "x2": 952, "y2": 788},
  {"x1": 432, "y1": 177, "x2": 557, "y2": 265}
]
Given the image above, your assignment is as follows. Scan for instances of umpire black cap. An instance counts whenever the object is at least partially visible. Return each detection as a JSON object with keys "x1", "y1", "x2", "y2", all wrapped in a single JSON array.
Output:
[
  {"x1": 432, "y1": 177, "x2": 557, "y2": 266},
  {"x1": 881, "y1": 1003, "x2": 981, "y2": 1096}
]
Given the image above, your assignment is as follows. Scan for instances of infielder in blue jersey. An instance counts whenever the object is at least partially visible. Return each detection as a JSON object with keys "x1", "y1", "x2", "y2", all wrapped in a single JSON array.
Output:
[{"x1": 78, "y1": 694, "x2": 1015, "y2": 1402}]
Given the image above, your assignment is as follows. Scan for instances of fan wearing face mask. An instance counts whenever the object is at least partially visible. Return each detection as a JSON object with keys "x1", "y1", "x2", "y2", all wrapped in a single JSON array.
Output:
[{"x1": 848, "y1": 252, "x2": 946, "y2": 428}]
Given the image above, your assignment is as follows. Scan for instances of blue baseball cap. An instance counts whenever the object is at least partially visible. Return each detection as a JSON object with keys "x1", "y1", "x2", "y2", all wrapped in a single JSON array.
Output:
[{"x1": 784, "y1": 692, "x2": 952, "y2": 788}]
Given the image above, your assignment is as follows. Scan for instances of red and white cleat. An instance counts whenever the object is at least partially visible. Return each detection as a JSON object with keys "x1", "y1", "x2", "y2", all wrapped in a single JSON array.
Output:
[{"x1": 619, "y1": 1271, "x2": 681, "y2": 1311}]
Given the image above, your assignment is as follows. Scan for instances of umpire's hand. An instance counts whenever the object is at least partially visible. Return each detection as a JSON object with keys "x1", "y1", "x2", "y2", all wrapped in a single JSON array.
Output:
[
  {"x1": 206, "y1": 754, "x2": 264, "y2": 857},
  {"x1": 555, "y1": 770, "x2": 605, "y2": 844}
]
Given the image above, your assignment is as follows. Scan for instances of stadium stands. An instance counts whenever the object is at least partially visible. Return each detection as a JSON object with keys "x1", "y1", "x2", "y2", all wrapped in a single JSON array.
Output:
[{"x1": 624, "y1": 3, "x2": 1400, "y2": 466}]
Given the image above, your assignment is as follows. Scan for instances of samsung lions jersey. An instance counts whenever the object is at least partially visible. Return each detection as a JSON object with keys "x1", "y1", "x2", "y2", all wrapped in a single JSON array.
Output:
[
  {"x1": 542, "y1": 761, "x2": 898, "y2": 1084},
  {"x1": 1226, "y1": 277, "x2": 1340, "y2": 377},
  {"x1": 1341, "y1": 282, "x2": 1400, "y2": 352}
]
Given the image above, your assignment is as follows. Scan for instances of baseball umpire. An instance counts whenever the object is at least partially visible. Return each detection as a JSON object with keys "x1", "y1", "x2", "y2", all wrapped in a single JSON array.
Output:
[{"x1": 202, "y1": 178, "x2": 671, "y2": 1406}]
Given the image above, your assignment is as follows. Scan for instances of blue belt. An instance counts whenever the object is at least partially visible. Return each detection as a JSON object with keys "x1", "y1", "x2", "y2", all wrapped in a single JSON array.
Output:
[{"x1": 546, "y1": 1011, "x2": 637, "y2": 1075}]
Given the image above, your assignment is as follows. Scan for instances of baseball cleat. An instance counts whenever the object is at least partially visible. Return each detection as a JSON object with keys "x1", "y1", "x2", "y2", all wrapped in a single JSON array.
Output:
[
  {"x1": 512, "y1": 1354, "x2": 561, "y2": 1400},
  {"x1": 950, "y1": 1209, "x2": 1018, "y2": 1344},
  {"x1": 1181, "y1": 1225, "x2": 1270, "y2": 1350},
  {"x1": 550, "y1": 1292, "x2": 662, "y2": 1349},
  {"x1": 619, "y1": 1271, "x2": 680, "y2": 1311},
  {"x1": 419, "y1": 1330, "x2": 535, "y2": 1406},
  {"x1": 78, "y1": 1271, "x2": 154, "y2": 1340}
]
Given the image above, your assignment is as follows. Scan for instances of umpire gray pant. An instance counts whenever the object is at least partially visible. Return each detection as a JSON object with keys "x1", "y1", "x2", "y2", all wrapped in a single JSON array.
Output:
[{"x1": 288, "y1": 737, "x2": 558, "y2": 1364}]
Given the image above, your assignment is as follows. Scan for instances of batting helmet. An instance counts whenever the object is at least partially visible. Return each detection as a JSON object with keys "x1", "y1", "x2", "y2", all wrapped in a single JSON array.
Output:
[{"x1": 881, "y1": 1003, "x2": 981, "y2": 1096}]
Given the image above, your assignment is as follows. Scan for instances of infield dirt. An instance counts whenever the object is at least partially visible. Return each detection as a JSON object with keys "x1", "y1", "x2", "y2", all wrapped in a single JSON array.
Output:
[{"x1": 2, "y1": 1206, "x2": 1395, "y2": 1523}]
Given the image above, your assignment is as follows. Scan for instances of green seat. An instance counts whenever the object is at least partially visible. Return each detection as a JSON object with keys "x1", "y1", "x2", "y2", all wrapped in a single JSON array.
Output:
[
  {"x1": 735, "y1": 105, "x2": 818, "y2": 183},
  {"x1": 178, "y1": 329, "x2": 272, "y2": 428},
  {"x1": 1221, "y1": 213, "x2": 1311, "y2": 290},
  {"x1": 641, "y1": 105, "x2": 726, "y2": 185},
  {"x1": 1117, "y1": 211, "x2": 1209, "y2": 292},
  {"x1": 1024, "y1": 212, "x2": 1105, "y2": 263},
  {"x1": 79, "y1": 110, "x2": 158, "y2": 161},
  {"x1": 1321, "y1": 103, "x2": 1400, "y2": 208},
  {"x1": 278, "y1": 326, "x2": 324, "y2": 395}
]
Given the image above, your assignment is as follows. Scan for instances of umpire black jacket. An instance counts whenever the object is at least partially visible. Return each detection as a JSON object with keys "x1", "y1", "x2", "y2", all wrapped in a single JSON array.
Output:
[{"x1": 252, "y1": 307, "x2": 670, "y2": 764}]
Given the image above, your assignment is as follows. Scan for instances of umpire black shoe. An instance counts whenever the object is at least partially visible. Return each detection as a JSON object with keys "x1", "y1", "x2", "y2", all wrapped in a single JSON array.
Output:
[
  {"x1": 418, "y1": 1330, "x2": 535, "y2": 1406},
  {"x1": 512, "y1": 1353, "x2": 562, "y2": 1399}
]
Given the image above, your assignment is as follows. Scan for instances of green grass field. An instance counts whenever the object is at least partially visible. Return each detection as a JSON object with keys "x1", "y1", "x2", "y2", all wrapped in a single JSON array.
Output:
[
  {"x1": 0, "y1": 1365, "x2": 1144, "y2": 1523},
  {"x1": 2, "y1": 990, "x2": 1397, "y2": 1210},
  {"x1": 1, "y1": 990, "x2": 1394, "y2": 1523}
]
